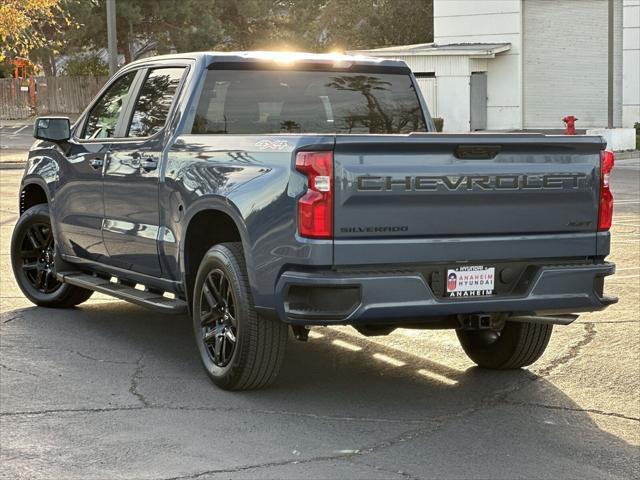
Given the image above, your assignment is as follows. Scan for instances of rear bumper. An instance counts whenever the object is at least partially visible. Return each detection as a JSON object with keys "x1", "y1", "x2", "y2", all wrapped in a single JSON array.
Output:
[{"x1": 275, "y1": 262, "x2": 617, "y2": 325}]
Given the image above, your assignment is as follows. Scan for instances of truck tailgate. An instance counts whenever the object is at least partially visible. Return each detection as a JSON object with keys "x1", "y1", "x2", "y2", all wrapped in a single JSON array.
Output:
[{"x1": 333, "y1": 134, "x2": 605, "y2": 265}]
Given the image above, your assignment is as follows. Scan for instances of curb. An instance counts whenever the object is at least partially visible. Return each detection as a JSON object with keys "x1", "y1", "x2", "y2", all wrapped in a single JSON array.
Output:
[
  {"x1": 615, "y1": 151, "x2": 640, "y2": 160},
  {"x1": 0, "y1": 163, "x2": 25, "y2": 170}
]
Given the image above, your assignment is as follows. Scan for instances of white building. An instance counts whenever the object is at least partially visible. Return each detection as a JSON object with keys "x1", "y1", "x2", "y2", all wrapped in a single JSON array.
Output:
[
  {"x1": 623, "y1": 0, "x2": 640, "y2": 128},
  {"x1": 352, "y1": 0, "x2": 639, "y2": 149}
]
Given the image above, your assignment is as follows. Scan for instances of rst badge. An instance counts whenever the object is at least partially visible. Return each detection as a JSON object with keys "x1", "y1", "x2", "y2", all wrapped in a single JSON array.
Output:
[{"x1": 446, "y1": 266, "x2": 495, "y2": 297}]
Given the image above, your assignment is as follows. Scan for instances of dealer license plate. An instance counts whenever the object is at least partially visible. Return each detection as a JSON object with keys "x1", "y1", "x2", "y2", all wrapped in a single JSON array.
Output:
[{"x1": 446, "y1": 266, "x2": 495, "y2": 297}]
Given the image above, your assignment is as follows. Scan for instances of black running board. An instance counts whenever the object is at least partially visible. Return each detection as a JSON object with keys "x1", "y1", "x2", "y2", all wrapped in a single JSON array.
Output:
[{"x1": 57, "y1": 272, "x2": 188, "y2": 315}]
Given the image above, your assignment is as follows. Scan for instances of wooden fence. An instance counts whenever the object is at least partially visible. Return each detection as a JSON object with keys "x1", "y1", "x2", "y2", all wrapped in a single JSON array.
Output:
[
  {"x1": 0, "y1": 78, "x2": 31, "y2": 119},
  {"x1": 35, "y1": 76, "x2": 108, "y2": 116},
  {"x1": 0, "y1": 75, "x2": 108, "y2": 119}
]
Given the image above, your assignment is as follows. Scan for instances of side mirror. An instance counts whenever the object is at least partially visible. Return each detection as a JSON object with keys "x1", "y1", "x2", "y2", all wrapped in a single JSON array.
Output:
[{"x1": 33, "y1": 117, "x2": 71, "y2": 143}]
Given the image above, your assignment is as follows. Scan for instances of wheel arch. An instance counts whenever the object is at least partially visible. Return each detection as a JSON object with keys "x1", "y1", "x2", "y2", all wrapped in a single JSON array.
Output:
[
  {"x1": 20, "y1": 179, "x2": 50, "y2": 215},
  {"x1": 180, "y1": 200, "x2": 254, "y2": 308}
]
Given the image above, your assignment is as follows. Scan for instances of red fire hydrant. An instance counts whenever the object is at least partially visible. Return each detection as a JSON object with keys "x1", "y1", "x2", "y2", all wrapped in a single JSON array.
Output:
[{"x1": 563, "y1": 115, "x2": 578, "y2": 135}]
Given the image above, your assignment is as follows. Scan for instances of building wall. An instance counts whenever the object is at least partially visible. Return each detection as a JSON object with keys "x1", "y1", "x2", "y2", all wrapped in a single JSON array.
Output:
[
  {"x1": 414, "y1": 77, "x2": 438, "y2": 117},
  {"x1": 523, "y1": 0, "x2": 623, "y2": 129},
  {"x1": 616, "y1": 0, "x2": 625, "y2": 128},
  {"x1": 434, "y1": 0, "x2": 523, "y2": 130},
  {"x1": 623, "y1": 0, "x2": 640, "y2": 127},
  {"x1": 390, "y1": 55, "x2": 474, "y2": 131}
]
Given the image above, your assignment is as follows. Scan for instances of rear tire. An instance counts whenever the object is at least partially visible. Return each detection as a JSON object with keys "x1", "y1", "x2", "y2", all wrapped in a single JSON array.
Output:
[
  {"x1": 192, "y1": 242, "x2": 288, "y2": 390},
  {"x1": 457, "y1": 321, "x2": 553, "y2": 369},
  {"x1": 11, "y1": 204, "x2": 93, "y2": 308}
]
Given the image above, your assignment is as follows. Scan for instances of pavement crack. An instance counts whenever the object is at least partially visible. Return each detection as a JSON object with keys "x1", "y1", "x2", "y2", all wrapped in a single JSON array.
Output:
[
  {"x1": 503, "y1": 400, "x2": 640, "y2": 422},
  {"x1": 0, "y1": 403, "x2": 428, "y2": 425},
  {"x1": 341, "y1": 457, "x2": 419, "y2": 480},
  {"x1": 129, "y1": 353, "x2": 151, "y2": 407},
  {"x1": 473, "y1": 323, "x2": 600, "y2": 411},
  {"x1": 152, "y1": 414, "x2": 462, "y2": 480},
  {"x1": 371, "y1": 405, "x2": 482, "y2": 447},
  {"x1": 152, "y1": 404, "x2": 427, "y2": 425},
  {"x1": 536, "y1": 322, "x2": 597, "y2": 377},
  {"x1": 1, "y1": 313, "x2": 23, "y2": 324},
  {"x1": 74, "y1": 350, "x2": 136, "y2": 365},
  {"x1": 0, "y1": 406, "x2": 145, "y2": 417},
  {"x1": 0, "y1": 362, "x2": 38, "y2": 377},
  {"x1": 336, "y1": 375, "x2": 555, "y2": 473},
  {"x1": 156, "y1": 453, "x2": 356, "y2": 480},
  {"x1": 159, "y1": 448, "x2": 426, "y2": 480}
]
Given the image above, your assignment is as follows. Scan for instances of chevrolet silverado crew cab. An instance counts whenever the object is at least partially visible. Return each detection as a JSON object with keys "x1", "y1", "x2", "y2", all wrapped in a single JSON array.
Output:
[{"x1": 12, "y1": 51, "x2": 617, "y2": 390}]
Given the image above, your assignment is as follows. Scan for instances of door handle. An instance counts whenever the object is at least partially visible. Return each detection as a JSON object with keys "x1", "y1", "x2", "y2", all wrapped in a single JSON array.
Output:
[
  {"x1": 89, "y1": 158, "x2": 104, "y2": 170},
  {"x1": 139, "y1": 155, "x2": 159, "y2": 171}
]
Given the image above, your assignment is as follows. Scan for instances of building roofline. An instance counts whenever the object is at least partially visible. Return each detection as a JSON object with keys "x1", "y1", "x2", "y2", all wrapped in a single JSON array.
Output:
[{"x1": 349, "y1": 42, "x2": 512, "y2": 58}]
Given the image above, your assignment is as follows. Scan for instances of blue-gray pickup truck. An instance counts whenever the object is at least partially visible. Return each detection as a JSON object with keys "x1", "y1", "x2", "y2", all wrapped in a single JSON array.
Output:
[{"x1": 11, "y1": 51, "x2": 617, "y2": 390}]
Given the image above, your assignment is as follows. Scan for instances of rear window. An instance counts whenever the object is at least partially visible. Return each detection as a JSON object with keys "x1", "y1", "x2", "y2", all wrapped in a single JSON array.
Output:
[{"x1": 190, "y1": 69, "x2": 427, "y2": 135}]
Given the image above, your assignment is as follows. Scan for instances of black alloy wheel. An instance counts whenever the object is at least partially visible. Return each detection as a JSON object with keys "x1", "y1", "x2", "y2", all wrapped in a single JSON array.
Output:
[
  {"x1": 17, "y1": 221, "x2": 61, "y2": 294},
  {"x1": 199, "y1": 268, "x2": 238, "y2": 367},
  {"x1": 192, "y1": 242, "x2": 288, "y2": 390},
  {"x1": 11, "y1": 204, "x2": 93, "y2": 308}
]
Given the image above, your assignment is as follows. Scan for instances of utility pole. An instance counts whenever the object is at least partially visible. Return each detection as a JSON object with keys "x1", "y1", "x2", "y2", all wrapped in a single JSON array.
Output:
[
  {"x1": 607, "y1": 0, "x2": 614, "y2": 129},
  {"x1": 107, "y1": 0, "x2": 118, "y2": 76}
]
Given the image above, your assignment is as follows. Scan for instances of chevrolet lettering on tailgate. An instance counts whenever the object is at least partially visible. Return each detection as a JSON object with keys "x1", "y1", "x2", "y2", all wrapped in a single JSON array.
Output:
[{"x1": 356, "y1": 174, "x2": 589, "y2": 191}]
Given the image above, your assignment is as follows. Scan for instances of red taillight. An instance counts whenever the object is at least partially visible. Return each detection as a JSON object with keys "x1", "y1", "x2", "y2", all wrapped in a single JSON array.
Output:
[
  {"x1": 598, "y1": 150, "x2": 615, "y2": 231},
  {"x1": 295, "y1": 151, "x2": 333, "y2": 239}
]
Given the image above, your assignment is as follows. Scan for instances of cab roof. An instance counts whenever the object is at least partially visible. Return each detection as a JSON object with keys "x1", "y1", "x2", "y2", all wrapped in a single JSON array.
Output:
[{"x1": 127, "y1": 50, "x2": 410, "y2": 71}]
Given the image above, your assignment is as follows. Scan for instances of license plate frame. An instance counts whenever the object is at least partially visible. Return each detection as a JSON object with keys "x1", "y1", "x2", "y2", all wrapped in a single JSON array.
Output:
[{"x1": 446, "y1": 266, "x2": 496, "y2": 298}]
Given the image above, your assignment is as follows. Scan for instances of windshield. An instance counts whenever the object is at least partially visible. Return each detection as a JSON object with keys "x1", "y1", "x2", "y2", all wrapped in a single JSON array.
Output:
[{"x1": 190, "y1": 69, "x2": 427, "y2": 135}]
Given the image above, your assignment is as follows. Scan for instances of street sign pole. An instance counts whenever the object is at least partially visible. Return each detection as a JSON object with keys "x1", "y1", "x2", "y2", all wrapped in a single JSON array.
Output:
[{"x1": 107, "y1": 0, "x2": 118, "y2": 76}]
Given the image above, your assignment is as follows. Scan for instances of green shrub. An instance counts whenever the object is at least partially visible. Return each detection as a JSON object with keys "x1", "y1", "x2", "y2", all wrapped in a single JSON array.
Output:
[
  {"x1": 62, "y1": 55, "x2": 109, "y2": 76},
  {"x1": 0, "y1": 60, "x2": 13, "y2": 78},
  {"x1": 433, "y1": 117, "x2": 444, "y2": 132}
]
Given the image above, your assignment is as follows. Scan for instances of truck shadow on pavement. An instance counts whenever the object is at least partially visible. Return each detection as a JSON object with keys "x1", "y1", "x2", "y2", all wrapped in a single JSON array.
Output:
[{"x1": 1, "y1": 301, "x2": 638, "y2": 479}]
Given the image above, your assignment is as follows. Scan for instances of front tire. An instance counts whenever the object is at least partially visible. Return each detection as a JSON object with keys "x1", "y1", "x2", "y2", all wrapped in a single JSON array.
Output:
[
  {"x1": 192, "y1": 242, "x2": 288, "y2": 390},
  {"x1": 457, "y1": 321, "x2": 553, "y2": 369},
  {"x1": 11, "y1": 204, "x2": 93, "y2": 308}
]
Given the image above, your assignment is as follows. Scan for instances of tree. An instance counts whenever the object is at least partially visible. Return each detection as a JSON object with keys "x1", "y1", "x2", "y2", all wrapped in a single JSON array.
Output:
[
  {"x1": 212, "y1": 0, "x2": 325, "y2": 51},
  {"x1": 7, "y1": 0, "x2": 434, "y2": 74},
  {"x1": 61, "y1": 54, "x2": 109, "y2": 76},
  {"x1": 327, "y1": 75, "x2": 393, "y2": 131},
  {"x1": 312, "y1": 0, "x2": 433, "y2": 51},
  {"x1": 61, "y1": 0, "x2": 225, "y2": 63},
  {"x1": 0, "y1": 0, "x2": 74, "y2": 62},
  {"x1": 27, "y1": 0, "x2": 88, "y2": 76}
]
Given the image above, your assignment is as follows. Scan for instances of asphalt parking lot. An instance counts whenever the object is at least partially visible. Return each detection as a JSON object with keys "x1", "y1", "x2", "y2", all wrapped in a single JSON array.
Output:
[
  {"x1": 1, "y1": 156, "x2": 639, "y2": 479},
  {"x1": 0, "y1": 122, "x2": 35, "y2": 152}
]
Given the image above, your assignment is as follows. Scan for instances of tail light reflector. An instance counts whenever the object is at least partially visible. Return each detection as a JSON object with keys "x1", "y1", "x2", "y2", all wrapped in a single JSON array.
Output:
[
  {"x1": 295, "y1": 151, "x2": 333, "y2": 239},
  {"x1": 598, "y1": 150, "x2": 614, "y2": 231}
]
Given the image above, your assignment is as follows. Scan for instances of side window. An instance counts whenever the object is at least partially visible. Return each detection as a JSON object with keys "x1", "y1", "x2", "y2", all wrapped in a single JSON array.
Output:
[
  {"x1": 127, "y1": 68, "x2": 185, "y2": 138},
  {"x1": 83, "y1": 72, "x2": 136, "y2": 139},
  {"x1": 192, "y1": 75, "x2": 229, "y2": 134}
]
